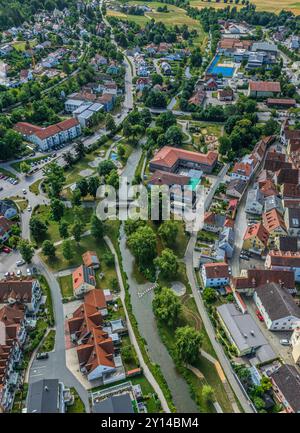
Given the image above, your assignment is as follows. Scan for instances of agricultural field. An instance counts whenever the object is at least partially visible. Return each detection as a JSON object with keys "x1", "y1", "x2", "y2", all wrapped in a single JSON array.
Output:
[
  {"x1": 107, "y1": 1, "x2": 208, "y2": 49},
  {"x1": 190, "y1": 0, "x2": 300, "y2": 15}
]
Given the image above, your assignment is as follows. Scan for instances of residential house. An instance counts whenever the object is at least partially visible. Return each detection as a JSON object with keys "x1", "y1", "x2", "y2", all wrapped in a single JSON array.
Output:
[
  {"x1": 26, "y1": 379, "x2": 72, "y2": 413},
  {"x1": 226, "y1": 178, "x2": 247, "y2": 199},
  {"x1": 218, "y1": 88, "x2": 233, "y2": 101},
  {"x1": 248, "y1": 81, "x2": 281, "y2": 98},
  {"x1": 282, "y1": 183, "x2": 300, "y2": 200},
  {"x1": 231, "y1": 160, "x2": 254, "y2": 182},
  {"x1": 82, "y1": 251, "x2": 100, "y2": 270},
  {"x1": 275, "y1": 168, "x2": 300, "y2": 185},
  {"x1": 284, "y1": 208, "x2": 300, "y2": 237},
  {"x1": 148, "y1": 170, "x2": 190, "y2": 187},
  {"x1": 266, "y1": 98, "x2": 296, "y2": 108},
  {"x1": 203, "y1": 212, "x2": 226, "y2": 233},
  {"x1": 188, "y1": 89, "x2": 206, "y2": 106},
  {"x1": 270, "y1": 364, "x2": 300, "y2": 413},
  {"x1": 245, "y1": 187, "x2": 264, "y2": 215},
  {"x1": 0, "y1": 279, "x2": 41, "y2": 314},
  {"x1": 72, "y1": 265, "x2": 96, "y2": 298},
  {"x1": 242, "y1": 222, "x2": 269, "y2": 255},
  {"x1": 92, "y1": 393, "x2": 134, "y2": 414},
  {"x1": 280, "y1": 118, "x2": 300, "y2": 145},
  {"x1": 259, "y1": 179, "x2": 278, "y2": 198},
  {"x1": 266, "y1": 250, "x2": 300, "y2": 282},
  {"x1": 218, "y1": 227, "x2": 235, "y2": 259},
  {"x1": 254, "y1": 282, "x2": 300, "y2": 331},
  {"x1": 262, "y1": 209, "x2": 287, "y2": 243},
  {"x1": 0, "y1": 304, "x2": 27, "y2": 347},
  {"x1": 216, "y1": 303, "x2": 276, "y2": 362},
  {"x1": 264, "y1": 195, "x2": 284, "y2": 215},
  {"x1": 291, "y1": 327, "x2": 300, "y2": 365},
  {"x1": 76, "y1": 328, "x2": 117, "y2": 382},
  {"x1": 263, "y1": 150, "x2": 291, "y2": 172},
  {"x1": 201, "y1": 262, "x2": 230, "y2": 288},
  {"x1": 232, "y1": 269, "x2": 295, "y2": 296},
  {"x1": 277, "y1": 236, "x2": 299, "y2": 252}
]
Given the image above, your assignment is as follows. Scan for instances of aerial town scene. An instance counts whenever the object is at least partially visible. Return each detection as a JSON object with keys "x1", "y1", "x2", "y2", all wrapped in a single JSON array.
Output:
[{"x1": 1, "y1": 0, "x2": 300, "y2": 419}]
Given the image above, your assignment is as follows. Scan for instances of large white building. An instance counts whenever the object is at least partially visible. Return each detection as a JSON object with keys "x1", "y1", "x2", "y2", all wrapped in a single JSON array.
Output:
[
  {"x1": 14, "y1": 118, "x2": 81, "y2": 151},
  {"x1": 254, "y1": 282, "x2": 300, "y2": 331}
]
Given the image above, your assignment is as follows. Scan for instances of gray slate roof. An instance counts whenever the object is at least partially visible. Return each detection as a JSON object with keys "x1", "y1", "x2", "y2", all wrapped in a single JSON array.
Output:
[
  {"x1": 270, "y1": 364, "x2": 300, "y2": 412},
  {"x1": 255, "y1": 282, "x2": 300, "y2": 321},
  {"x1": 92, "y1": 394, "x2": 134, "y2": 413},
  {"x1": 27, "y1": 379, "x2": 60, "y2": 413}
]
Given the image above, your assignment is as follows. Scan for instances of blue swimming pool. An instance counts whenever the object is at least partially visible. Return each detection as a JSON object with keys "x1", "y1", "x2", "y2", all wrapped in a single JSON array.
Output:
[
  {"x1": 110, "y1": 152, "x2": 118, "y2": 161},
  {"x1": 207, "y1": 54, "x2": 235, "y2": 78}
]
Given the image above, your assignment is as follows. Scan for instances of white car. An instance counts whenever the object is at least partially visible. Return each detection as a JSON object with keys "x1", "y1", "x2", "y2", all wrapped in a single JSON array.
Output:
[
  {"x1": 16, "y1": 260, "x2": 25, "y2": 267},
  {"x1": 16, "y1": 270, "x2": 22, "y2": 277},
  {"x1": 26, "y1": 268, "x2": 32, "y2": 276},
  {"x1": 22, "y1": 189, "x2": 27, "y2": 194},
  {"x1": 27, "y1": 205, "x2": 32, "y2": 212},
  {"x1": 279, "y1": 339, "x2": 290, "y2": 346}
]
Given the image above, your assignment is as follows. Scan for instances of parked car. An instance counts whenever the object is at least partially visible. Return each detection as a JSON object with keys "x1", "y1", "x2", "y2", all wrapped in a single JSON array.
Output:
[
  {"x1": 256, "y1": 310, "x2": 264, "y2": 322},
  {"x1": 16, "y1": 259, "x2": 25, "y2": 267},
  {"x1": 240, "y1": 254, "x2": 250, "y2": 261},
  {"x1": 16, "y1": 270, "x2": 22, "y2": 277},
  {"x1": 36, "y1": 352, "x2": 49, "y2": 360},
  {"x1": 2, "y1": 246, "x2": 11, "y2": 253},
  {"x1": 279, "y1": 339, "x2": 290, "y2": 346},
  {"x1": 26, "y1": 268, "x2": 32, "y2": 276},
  {"x1": 27, "y1": 205, "x2": 32, "y2": 212}
]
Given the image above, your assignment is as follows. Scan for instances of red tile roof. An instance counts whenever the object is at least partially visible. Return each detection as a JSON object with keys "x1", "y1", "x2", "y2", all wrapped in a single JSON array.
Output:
[
  {"x1": 249, "y1": 81, "x2": 281, "y2": 93},
  {"x1": 149, "y1": 170, "x2": 190, "y2": 186},
  {"x1": 82, "y1": 251, "x2": 100, "y2": 268},
  {"x1": 150, "y1": 146, "x2": 218, "y2": 170},
  {"x1": 203, "y1": 262, "x2": 229, "y2": 279},
  {"x1": 268, "y1": 250, "x2": 300, "y2": 268},
  {"x1": 243, "y1": 222, "x2": 269, "y2": 245},
  {"x1": 232, "y1": 269, "x2": 295, "y2": 291},
  {"x1": 262, "y1": 209, "x2": 287, "y2": 233}
]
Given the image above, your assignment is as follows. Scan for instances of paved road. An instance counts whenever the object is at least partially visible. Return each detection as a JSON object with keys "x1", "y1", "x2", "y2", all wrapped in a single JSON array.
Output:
[{"x1": 184, "y1": 163, "x2": 255, "y2": 413}]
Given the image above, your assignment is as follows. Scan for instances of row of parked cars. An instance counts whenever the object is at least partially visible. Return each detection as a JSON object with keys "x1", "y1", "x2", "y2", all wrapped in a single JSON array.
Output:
[{"x1": 0, "y1": 173, "x2": 18, "y2": 185}]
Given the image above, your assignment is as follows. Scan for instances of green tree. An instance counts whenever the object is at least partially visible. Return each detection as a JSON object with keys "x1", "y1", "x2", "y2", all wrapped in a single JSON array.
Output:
[
  {"x1": 153, "y1": 286, "x2": 181, "y2": 327},
  {"x1": 202, "y1": 287, "x2": 217, "y2": 304},
  {"x1": 50, "y1": 198, "x2": 64, "y2": 221},
  {"x1": 117, "y1": 144, "x2": 126, "y2": 158},
  {"x1": 42, "y1": 240, "x2": 56, "y2": 259},
  {"x1": 202, "y1": 385, "x2": 215, "y2": 404},
  {"x1": 59, "y1": 220, "x2": 69, "y2": 239},
  {"x1": 154, "y1": 248, "x2": 178, "y2": 279},
  {"x1": 29, "y1": 217, "x2": 48, "y2": 241},
  {"x1": 62, "y1": 239, "x2": 74, "y2": 261},
  {"x1": 165, "y1": 125, "x2": 183, "y2": 147},
  {"x1": 71, "y1": 220, "x2": 84, "y2": 244},
  {"x1": 127, "y1": 225, "x2": 157, "y2": 268},
  {"x1": 175, "y1": 326, "x2": 202, "y2": 364},
  {"x1": 71, "y1": 188, "x2": 82, "y2": 207},
  {"x1": 77, "y1": 178, "x2": 89, "y2": 197},
  {"x1": 158, "y1": 221, "x2": 179, "y2": 246},
  {"x1": 90, "y1": 214, "x2": 104, "y2": 240},
  {"x1": 20, "y1": 161, "x2": 31, "y2": 174},
  {"x1": 98, "y1": 159, "x2": 115, "y2": 176},
  {"x1": 105, "y1": 169, "x2": 119, "y2": 189},
  {"x1": 88, "y1": 176, "x2": 100, "y2": 198},
  {"x1": 18, "y1": 239, "x2": 34, "y2": 263},
  {"x1": 105, "y1": 113, "x2": 116, "y2": 133}
]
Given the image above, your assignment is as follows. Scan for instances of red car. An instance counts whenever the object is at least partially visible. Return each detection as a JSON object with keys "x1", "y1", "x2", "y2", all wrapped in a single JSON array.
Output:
[
  {"x1": 256, "y1": 310, "x2": 264, "y2": 322},
  {"x1": 2, "y1": 247, "x2": 11, "y2": 253}
]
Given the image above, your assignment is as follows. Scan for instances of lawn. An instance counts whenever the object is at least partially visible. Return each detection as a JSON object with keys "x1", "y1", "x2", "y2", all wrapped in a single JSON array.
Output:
[
  {"x1": 58, "y1": 275, "x2": 73, "y2": 298},
  {"x1": 12, "y1": 39, "x2": 37, "y2": 51},
  {"x1": 190, "y1": 0, "x2": 300, "y2": 14},
  {"x1": 66, "y1": 387, "x2": 86, "y2": 413},
  {"x1": 29, "y1": 179, "x2": 43, "y2": 195},
  {"x1": 52, "y1": 235, "x2": 119, "y2": 293},
  {"x1": 33, "y1": 204, "x2": 93, "y2": 246},
  {"x1": 108, "y1": 1, "x2": 207, "y2": 50},
  {"x1": 40, "y1": 330, "x2": 55, "y2": 352}
]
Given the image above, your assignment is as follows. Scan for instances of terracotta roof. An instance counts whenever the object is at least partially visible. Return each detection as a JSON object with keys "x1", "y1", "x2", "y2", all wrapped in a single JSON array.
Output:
[
  {"x1": 14, "y1": 118, "x2": 79, "y2": 141},
  {"x1": 84, "y1": 289, "x2": 107, "y2": 311},
  {"x1": 268, "y1": 250, "x2": 300, "y2": 268},
  {"x1": 76, "y1": 328, "x2": 115, "y2": 373},
  {"x1": 82, "y1": 251, "x2": 100, "y2": 268},
  {"x1": 150, "y1": 146, "x2": 218, "y2": 170},
  {"x1": 243, "y1": 222, "x2": 269, "y2": 245},
  {"x1": 72, "y1": 265, "x2": 96, "y2": 292},
  {"x1": 259, "y1": 179, "x2": 278, "y2": 197},
  {"x1": 0, "y1": 279, "x2": 34, "y2": 303},
  {"x1": 232, "y1": 269, "x2": 295, "y2": 291},
  {"x1": 249, "y1": 80, "x2": 281, "y2": 93},
  {"x1": 14, "y1": 122, "x2": 42, "y2": 136},
  {"x1": 149, "y1": 170, "x2": 190, "y2": 186},
  {"x1": 266, "y1": 98, "x2": 296, "y2": 106},
  {"x1": 262, "y1": 208, "x2": 287, "y2": 233},
  {"x1": 219, "y1": 38, "x2": 252, "y2": 50},
  {"x1": 0, "y1": 304, "x2": 24, "y2": 343},
  {"x1": 203, "y1": 262, "x2": 229, "y2": 279},
  {"x1": 232, "y1": 161, "x2": 252, "y2": 177}
]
